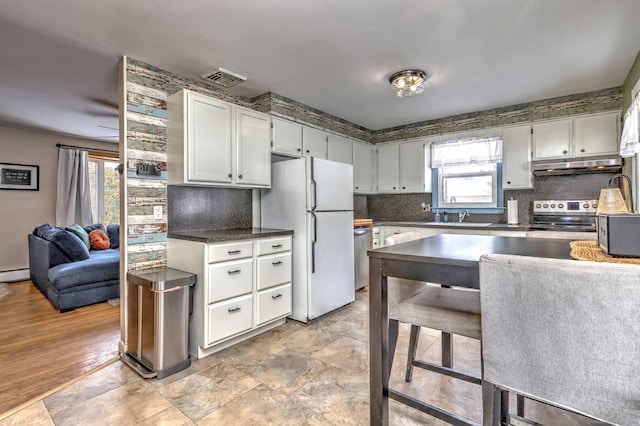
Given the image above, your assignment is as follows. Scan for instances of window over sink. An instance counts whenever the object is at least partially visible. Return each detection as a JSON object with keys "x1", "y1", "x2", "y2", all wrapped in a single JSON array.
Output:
[{"x1": 430, "y1": 135, "x2": 503, "y2": 211}]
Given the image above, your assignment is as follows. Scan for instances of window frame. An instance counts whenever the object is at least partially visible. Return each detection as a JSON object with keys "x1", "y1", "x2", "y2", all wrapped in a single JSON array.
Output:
[
  {"x1": 88, "y1": 153, "x2": 120, "y2": 225},
  {"x1": 437, "y1": 163, "x2": 498, "y2": 209}
]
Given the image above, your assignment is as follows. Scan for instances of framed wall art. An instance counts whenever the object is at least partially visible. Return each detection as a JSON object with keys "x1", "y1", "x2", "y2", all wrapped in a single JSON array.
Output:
[{"x1": 0, "y1": 163, "x2": 39, "y2": 190}]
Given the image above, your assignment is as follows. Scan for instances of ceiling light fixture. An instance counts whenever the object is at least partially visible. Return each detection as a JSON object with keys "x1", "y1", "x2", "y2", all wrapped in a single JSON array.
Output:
[{"x1": 389, "y1": 69, "x2": 427, "y2": 98}]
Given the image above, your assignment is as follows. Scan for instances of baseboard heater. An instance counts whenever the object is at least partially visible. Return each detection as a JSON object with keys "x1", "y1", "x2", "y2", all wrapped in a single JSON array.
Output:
[{"x1": 0, "y1": 268, "x2": 29, "y2": 283}]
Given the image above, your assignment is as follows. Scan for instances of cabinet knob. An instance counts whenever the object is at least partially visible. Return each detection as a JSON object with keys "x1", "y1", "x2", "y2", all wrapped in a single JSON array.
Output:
[
  {"x1": 306, "y1": 150, "x2": 310, "y2": 153},
  {"x1": 297, "y1": 148, "x2": 301, "y2": 152},
  {"x1": 228, "y1": 173, "x2": 232, "y2": 178},
  {"x1": 393, "y1": 187, "x2": 396, "y2": 190},
  {"x1": 580, "y1": 148, "x2": 585, "y2": 153},
  {"x1": 507, "y1": 181, "x2": 512, "y2": 184},
  {"x1": 238, "y1": 174, "x2": 243, "y2": 179},
  {"x1": 402, "y1": 186, "x2": 406, "y2": 189},
  {"x1": 562, "y1": 150, "x2": 568, "y2": 155},
  {"x1": 355, "y1": 186, "x2": 359, "y2": 189}
]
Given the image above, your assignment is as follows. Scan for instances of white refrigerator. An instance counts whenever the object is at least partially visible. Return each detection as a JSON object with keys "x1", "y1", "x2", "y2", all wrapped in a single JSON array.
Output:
[{"x1": 261, "y1": 157, "x2": 355, "y2": 322}]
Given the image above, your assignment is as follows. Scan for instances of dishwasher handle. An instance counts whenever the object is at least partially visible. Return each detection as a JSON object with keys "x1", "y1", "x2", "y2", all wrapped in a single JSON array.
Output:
[{"x1": 354, "y1": 228, "x2": 371, "y2": 236}]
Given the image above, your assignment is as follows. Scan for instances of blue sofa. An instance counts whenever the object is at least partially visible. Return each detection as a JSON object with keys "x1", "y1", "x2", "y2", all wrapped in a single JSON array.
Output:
[{"x1": 28, "y1": 223, "x2": 120, "y2": 312}]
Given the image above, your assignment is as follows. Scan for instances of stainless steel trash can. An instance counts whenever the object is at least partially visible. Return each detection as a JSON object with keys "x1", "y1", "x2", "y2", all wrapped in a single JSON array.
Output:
[{"x1": 122, "y1": 267, "x2": 196, "y2": 379}]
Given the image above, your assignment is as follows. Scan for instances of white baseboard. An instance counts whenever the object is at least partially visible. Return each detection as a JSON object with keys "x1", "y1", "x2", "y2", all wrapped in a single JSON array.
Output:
[{"x1": 0, "y1": 269, "x2": 30, "y2": 282}]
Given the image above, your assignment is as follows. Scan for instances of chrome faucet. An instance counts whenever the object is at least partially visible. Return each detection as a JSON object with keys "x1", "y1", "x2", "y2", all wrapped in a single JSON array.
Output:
[{"x1": 458, "y1": 209, "x2": 470, "y2": 223}]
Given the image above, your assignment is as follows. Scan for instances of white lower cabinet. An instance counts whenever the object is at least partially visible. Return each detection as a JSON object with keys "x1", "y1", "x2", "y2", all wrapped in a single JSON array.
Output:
[{"x1": 168, "y1": 235, "x2": 292, "y2": 358}]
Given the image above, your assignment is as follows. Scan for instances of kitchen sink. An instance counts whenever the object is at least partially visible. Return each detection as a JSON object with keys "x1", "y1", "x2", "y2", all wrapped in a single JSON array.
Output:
[{"x1": 423, "y1": 222, "x2": 493, "y2": 227}]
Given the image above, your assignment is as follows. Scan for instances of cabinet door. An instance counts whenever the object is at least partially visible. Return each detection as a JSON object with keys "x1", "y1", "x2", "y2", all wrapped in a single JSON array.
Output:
[
  {"x1": 353, "y1": 141, "x2": 374, "y2": 193},
  {"x1": 399, "y1": 140, "x2": 425, "y2": 193},
  {"x1": 502, "y1": 124, "x2": 533, "y2": 189},
  {"x1": 302, "y1": 126, "x2": 328, "y2": 158},
  {"x1": 532, "y1": 119, "x2": 572, "y2": 160},
  {"x1": 256, "y1": 284, "x2": 292, "y2": 326},
  {"x1": 327, "y1": 134, "x2": 353, "y2": 164},
  {"x1": 377, "y1": 144, "x2": 400, "y2": 192},
  {"x1": 573, "y1": 112, "x2": 620, "y2": 157},
  {"x1": 272, "y1": 117, "x2": 303, "y2": 157},
  {"x1": 207, "y1": 294, "x2": 253, "y2": 345},
  {"x1": 236, "y1": 107, "x2": 271, "y2": 187},
  {"x1": 188, "y1": 94, "x2": 233, "y2": 183}
]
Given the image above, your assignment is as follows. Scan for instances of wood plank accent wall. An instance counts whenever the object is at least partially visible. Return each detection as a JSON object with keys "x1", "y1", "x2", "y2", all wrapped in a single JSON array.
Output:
[{"x1": 124, "y1": 57, "x2": 622, "y2": 271}]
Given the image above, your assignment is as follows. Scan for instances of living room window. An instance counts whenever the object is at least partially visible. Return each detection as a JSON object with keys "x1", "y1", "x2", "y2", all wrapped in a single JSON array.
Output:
[{"x1": 88, "y1": 155, "x2": 120, "y2": 225}]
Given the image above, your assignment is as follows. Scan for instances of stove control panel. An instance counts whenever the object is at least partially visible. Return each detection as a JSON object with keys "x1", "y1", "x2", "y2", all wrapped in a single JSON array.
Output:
[{"x1": 533, "y1": 199, "x2": 598, "y2": 214}]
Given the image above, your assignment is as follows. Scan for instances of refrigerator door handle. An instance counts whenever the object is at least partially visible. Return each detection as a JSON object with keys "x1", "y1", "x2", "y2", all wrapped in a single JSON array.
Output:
[
  {"x1": 310, "y1": 212, "x2": 317, "y2": 273},
  {"x1": 309, "y1": 157, "x2": 317, "y2": 211}
]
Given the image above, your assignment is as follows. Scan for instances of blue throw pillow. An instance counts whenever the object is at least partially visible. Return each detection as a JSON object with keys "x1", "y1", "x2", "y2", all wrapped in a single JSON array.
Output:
[
  {"x1": 33, "y1": 223, "x2": 54, "y2": 238},
  {"x1": 107, "y1": 224, "x2": 120, "y2": 249},
  {"x1": 83, "y1": 223, "x2": 106, "y2": 234},
  {"x1": 40, "y1": 227, "x2": 90, "y2": 262}
]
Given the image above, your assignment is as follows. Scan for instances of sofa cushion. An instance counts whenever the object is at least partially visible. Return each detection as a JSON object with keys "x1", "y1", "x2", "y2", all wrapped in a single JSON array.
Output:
[
  {"x1": 89, "y1": 229, "x2": 110, "y2": 250},
  {"x1": 48, "y1": 248, "x2": 120, "y2": 290},
  {"x1": 107, "y1": 224, "x2": 120, "y2": 249},
  {"x1": 39, "y1": 227, "x2": 90, "y2": 262},
  {"x1": 83, "y1": 223, "x2": 106, "y2": 234},
  {"x1": 66, "y1": 224, "x2": 90, "y2": 250}
]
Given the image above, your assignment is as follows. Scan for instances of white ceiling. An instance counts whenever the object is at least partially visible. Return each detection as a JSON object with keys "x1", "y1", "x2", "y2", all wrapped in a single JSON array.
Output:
[{"x1": 1, "y1": 0, "x2": 639, "y2": 142}]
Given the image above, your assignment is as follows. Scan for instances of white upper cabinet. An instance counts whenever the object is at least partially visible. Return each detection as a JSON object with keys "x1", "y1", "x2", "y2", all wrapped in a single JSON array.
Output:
[
  {"x1": 236, "y1": 107, "x2": 271, "y2": 186},
  {"x1": 532, "y1": 119, "x2": 572, "y2": 160},
  {"x1": 532, "y1": 112, "x2": 620, "y2": 161},
  {"x1": 376, "y1": 143, "x2": 400, "y2": 193},
  {"x1": 353, "y1": 141, "x2": 375, "y2": 194},
  {"x1": 302, "y1": 126, "x2": 328, "y2": 159},
  {"x1": 399, "y1": 140, "x2": 425, "y2": 193},
  {"x1": 271, "y1": 117, "x2": 303, "y2": 157},
  {"x1": 573, "y1": 112, "x2": 620, "y2": 157},
  {"x1": 167, "y1": 89, "x2": 270, "y2": 188},
  {"x1": 327, "y1": 134, "x2": 353, "y2": 165},
  {"x1": 502, "y1": 124, "x2": 533, "y2": 189}
]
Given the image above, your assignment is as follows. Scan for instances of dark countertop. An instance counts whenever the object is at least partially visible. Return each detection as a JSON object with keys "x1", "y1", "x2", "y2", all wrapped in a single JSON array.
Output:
[
  {"x1": 168, "y1": 228, "x2": 293, "y2": 243},
  {"x1": 373, "y1": 221, "x2": 531, "y2": 232}
]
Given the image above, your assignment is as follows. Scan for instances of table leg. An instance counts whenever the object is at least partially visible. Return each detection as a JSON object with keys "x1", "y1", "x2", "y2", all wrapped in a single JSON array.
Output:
[
  {"x1": 442, "y1": 332, "x2": 453, "y2": 368},
  {"x1": 369, "y1": 256, "x2": 389, "y2": 425},
  {"x1": 482, "y1": 379, "x2": 502, "y2": 426}
]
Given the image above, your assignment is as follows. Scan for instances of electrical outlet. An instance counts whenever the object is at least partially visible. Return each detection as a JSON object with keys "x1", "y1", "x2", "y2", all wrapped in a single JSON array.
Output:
[
  {"x1": 422, "y1": 202, "x2": 430, "y2": 212},
  {"x1": 153, "y1": 205, "x2": 163, "y2": 219}
]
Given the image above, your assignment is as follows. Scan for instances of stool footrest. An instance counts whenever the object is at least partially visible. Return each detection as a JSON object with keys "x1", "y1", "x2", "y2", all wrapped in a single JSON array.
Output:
[
  {"x1": 389, "y1": 388, "x2": 479, "y2": 426},
  {"x1": 411, "y1": 359, "x2": 481, "y2": 385}
]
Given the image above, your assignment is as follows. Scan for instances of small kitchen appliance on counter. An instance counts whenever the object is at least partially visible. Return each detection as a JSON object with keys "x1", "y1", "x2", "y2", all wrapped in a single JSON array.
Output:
[
  {"x1": 531, "y1": 199, "x2": 598, "y2": 232},
  {"x1": 597, "y1": 213, "x2": 640, "y2": 257}
]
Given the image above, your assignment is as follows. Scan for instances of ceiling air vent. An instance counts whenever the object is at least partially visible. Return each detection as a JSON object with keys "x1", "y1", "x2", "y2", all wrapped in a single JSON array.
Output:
[{"x1": 201, "y1": 67, "x2": 247, "y2": 88}]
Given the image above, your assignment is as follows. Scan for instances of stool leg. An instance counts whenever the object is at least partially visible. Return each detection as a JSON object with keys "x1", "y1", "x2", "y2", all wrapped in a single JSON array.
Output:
[
  {"x1": 442, "y1": 332, "x2": 453, "y2": 368},
  {"x1": 405, "y1": 325, "x2": 420, "y2": 382},
  {"x1": 517, "y1": 394, "x2": 525, "y2": 417}
]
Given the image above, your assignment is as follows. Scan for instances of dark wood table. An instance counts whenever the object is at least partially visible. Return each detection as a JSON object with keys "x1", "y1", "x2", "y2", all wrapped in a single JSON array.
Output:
[{"x1": 368, "y1": 234, "x2": 573, "y2": 426}]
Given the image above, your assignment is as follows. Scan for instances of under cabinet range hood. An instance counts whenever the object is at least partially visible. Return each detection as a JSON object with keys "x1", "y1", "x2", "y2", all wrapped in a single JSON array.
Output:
[{"x1": 532, "y1": 157, "x2": 622, "y2": 176}]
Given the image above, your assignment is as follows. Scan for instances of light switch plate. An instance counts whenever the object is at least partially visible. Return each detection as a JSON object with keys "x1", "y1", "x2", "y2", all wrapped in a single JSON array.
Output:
[{"x1": 153, "y1": 205, "x2": 163, "y2": 219}]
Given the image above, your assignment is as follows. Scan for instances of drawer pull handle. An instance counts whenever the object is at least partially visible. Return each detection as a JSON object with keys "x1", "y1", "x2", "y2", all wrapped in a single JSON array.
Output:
[
  {"x1": 227, "y1": 269, "x2": 241, "y2": 275},
  {"x1": 228, "y1": 250, "x2": 242, "y2": 255},
  {"x1": 271, "y1": 244, "x2": 283, "y2": 248},
  {"x1": 272, "y1": 261, "x2": 283, "y2": 266},
  {"x1": 271, "y1": 294, "x2": 283, "y2": 300},
  {"x1": 228, "y1": 306, "x2": 241, "y2": 313}
]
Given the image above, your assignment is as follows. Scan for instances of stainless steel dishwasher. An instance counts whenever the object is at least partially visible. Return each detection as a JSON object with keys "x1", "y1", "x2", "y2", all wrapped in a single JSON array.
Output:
[{"x1": 354, "y1": 227, "x2": 371, "y2": 290}]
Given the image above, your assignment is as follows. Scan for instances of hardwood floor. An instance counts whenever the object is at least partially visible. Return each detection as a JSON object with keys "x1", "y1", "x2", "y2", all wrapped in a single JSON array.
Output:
[{"x1": 0, "y1": 281, "x2": 120, "y2": 416}]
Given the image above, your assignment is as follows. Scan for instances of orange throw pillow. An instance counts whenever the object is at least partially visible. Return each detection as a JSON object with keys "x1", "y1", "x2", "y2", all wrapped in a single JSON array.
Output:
[{"x1": 89, "y1": 229, "x2": 111, "y2": 250}]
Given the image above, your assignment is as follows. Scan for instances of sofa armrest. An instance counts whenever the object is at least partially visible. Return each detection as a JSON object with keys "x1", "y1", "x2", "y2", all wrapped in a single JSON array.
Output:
[{"x1": 28, "y1": 234, "x2": 70, "y2": 284}]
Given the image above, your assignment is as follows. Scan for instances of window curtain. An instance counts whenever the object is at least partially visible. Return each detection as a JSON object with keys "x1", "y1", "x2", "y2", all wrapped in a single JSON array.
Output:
[
  {"x1": 431, "y1": 135, "x2": 502, "y2": 168},
  {"x1": 620, "y1": 97, "x2": 639, "y2": 157},
  {"x1": 56, "y1": 148, "x2": 93, "y2": 227}
]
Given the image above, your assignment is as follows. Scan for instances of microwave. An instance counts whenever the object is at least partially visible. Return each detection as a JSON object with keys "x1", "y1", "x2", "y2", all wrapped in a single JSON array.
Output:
[{"x1": 597, "y1": 214, "x2": 640, "y2": 257}]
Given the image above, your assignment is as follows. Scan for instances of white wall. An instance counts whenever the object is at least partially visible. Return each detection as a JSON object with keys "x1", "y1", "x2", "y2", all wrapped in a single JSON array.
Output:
[{"x1": 0, "y1": 125, "x2": 118, "y2": 275}]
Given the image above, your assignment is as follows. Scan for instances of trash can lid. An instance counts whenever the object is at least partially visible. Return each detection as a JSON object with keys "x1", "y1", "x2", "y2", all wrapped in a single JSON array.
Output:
[{"x1": 127, "y1": 267, "x2": 196, "y2": 291}]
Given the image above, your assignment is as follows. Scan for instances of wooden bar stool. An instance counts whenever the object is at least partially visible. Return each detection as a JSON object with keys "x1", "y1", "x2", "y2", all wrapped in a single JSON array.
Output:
[{"x1": 385, "y1": 232, "x2": 482, "y2": 425}]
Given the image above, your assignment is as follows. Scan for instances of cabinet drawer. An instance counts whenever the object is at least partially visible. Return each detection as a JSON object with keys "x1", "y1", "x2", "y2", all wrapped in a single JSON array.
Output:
[
  {"x1": 256, "y1": 237, "x2": 291, "y2": 256},
  {"x1": 257, "y1": 284, "x2": 292, "y2": 326},
  {"x1": 257, "y1": 252, "x2": 291, "y2": 290},
  {"x1": 208, "y1": 241, "x2": 253, "y2": 263},
  {"x1": 207, "y1": 258, "x2": 253, "y2": 303},
  {"x1": 207, "y1": 294, "x2": 253, "y2": 345}
]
